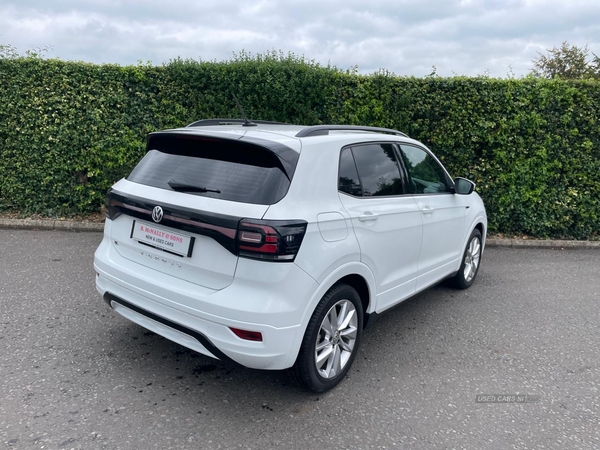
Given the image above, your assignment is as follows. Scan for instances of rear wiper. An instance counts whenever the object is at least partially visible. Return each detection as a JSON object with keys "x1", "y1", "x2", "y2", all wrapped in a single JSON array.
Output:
[{"x1": 167, "y1": 180, "x2": 221, "y2": 194}]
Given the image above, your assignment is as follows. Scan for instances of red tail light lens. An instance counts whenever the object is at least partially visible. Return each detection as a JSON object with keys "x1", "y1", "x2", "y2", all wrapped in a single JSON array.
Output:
[{"x1": 237, "y1": 219, "x2": 307, "y2": 262}]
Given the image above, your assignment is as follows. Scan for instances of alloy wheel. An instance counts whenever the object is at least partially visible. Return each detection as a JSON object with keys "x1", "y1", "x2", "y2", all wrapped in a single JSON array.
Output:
[
  {"x1": 314, "y1": 299, "x2": 358, "y2": 379},
  {"x1": 463, "y1": 236, "x2": 481, "y2": 283}
]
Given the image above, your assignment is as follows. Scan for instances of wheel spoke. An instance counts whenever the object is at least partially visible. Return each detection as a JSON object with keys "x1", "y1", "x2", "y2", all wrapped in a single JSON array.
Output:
[
  {"x1": 325, "y1": 346, "x2": 336, "y2": 377},
  {"x1": 331, "y1": 345, "x2": 342, "y2": 377},
  {"x1": 328, "y1": 306, "x2": 338, "y2": 332},
  {"x1": 339, "y1": 325, "x2": 357, "y2": 340},
  {"x1": 316, "y1": 345, "x2": 333, "y2": 370},
  {"x1": 321, "y1": 316, "x2": 334, "y2": 337},
  {"x1": 473, "y1": 240, "x2": 480, "y2": 256},
  {"x1": 316, "y1": 338, "x2": 330, "y2": 352},
  {"x1": 464, "y1": 262, "x2": 471, "y2": 280},
  {"x1": 472, "y1": 239, "x2": 481, "y2": 270},
  {"x1": 339, "y1": 309, "x2": 356, "y2": 331}
]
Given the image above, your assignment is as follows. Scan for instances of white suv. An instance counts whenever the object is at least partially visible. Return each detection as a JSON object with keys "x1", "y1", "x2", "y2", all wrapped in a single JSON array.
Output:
[{"x1": 94, "y1": 119, "x2": 487, "y2": 392}]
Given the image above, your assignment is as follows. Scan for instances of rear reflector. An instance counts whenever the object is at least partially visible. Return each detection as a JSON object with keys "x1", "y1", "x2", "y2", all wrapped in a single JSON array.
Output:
[{"x1": 230, "y1": 327, "x2": 263, "y2": 342}]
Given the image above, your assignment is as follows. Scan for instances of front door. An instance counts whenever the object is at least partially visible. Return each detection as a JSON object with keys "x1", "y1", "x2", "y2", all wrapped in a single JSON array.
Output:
[
  {"x1": 338, "y1": 144, "x2": 423, "y2": 312},
  {"x1": 398, "y1": 144, "x2": 466, "y2": 291}
]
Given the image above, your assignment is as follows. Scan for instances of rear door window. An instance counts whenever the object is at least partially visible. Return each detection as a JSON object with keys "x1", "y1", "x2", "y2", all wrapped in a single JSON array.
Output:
[
  {"x1": 127, "y1": 136, "x2": 292, "y2": 205},
  {"x1": 350, "y1": 143, "x2": 405, "y2": 197}
]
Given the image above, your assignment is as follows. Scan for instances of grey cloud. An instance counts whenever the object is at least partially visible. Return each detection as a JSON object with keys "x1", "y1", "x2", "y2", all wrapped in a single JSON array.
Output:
[{"x1": 1, "y1": 0, "x2": 599, "y2": 77}]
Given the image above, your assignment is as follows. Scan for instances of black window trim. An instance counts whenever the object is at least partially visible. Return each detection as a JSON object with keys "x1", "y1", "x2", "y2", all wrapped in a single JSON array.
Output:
[{"x1": 337, "y1": 141, "x2": 413, "y2": 199}]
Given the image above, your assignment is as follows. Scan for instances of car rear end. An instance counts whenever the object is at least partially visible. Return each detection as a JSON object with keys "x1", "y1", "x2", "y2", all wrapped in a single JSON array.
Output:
[{"x1": 94, "y1": 129, "x2": 318, "y2": 369}]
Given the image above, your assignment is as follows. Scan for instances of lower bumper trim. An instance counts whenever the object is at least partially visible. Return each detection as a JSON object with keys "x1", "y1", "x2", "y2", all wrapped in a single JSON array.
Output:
[{"x1": 103, "y1": 292, "x2": 242, "y2": 367}]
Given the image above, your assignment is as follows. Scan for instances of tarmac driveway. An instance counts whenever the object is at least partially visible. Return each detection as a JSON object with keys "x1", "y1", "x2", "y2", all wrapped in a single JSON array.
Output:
[{"x1": 1, "y1": 229, "x2": 599, "y2": 449}]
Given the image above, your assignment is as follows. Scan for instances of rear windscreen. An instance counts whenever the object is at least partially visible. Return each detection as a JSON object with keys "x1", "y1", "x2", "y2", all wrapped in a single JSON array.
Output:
[{"x1": 127, "y1": 136, "x2": 292, "y2": 205}]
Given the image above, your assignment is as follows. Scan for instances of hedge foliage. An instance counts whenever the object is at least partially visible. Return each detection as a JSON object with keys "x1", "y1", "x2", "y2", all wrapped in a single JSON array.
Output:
[{"x1": 1, "y1": 52, "x2": 599, "y2": 239}]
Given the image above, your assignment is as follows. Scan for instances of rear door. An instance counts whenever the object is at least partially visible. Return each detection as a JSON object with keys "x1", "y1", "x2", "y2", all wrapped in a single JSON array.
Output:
[
  {"x1": 105, "y1": 132, "x2": 295, "y2": 290},
  {"x1": 338, "y1": 143, "x2": 423, "y2": 312}
]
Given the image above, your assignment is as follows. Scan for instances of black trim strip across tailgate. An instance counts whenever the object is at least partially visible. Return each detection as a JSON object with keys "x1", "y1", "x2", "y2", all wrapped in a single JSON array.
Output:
[
  {"x1": 106, "y1": 189, "x2": 241, "y2": 254},
  {"x1": 103, "y1": 293, "x2": 241, "y2": 367}
]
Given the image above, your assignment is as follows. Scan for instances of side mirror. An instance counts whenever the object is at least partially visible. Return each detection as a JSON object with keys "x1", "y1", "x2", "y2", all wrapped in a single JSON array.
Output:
[{"x1": 453, "y1": 177, "x2": 475, "y2": 195}]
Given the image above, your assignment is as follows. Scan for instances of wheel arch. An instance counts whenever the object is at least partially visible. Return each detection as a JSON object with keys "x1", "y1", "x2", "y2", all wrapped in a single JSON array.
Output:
[
  {"x1": 462, "y1": 213, "x2": 487, "y2": 251},
  {"x1": 336, "y1": 273, "x2": 371, "y2": 328},
  {"x1": 474, "y1": 221, "x2": 485, "y2": 247},
  {"x1": 474, "y1": 221, "x2": 485, "y2": 238},
  {"x1": 285, "y1": 262, "x2": 376, "y2": 368}
]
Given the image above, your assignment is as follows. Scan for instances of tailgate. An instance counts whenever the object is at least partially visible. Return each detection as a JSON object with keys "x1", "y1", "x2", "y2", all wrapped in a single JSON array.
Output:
[{"x1": 106, "y1": 180, "x2": 269, "y2": 290}]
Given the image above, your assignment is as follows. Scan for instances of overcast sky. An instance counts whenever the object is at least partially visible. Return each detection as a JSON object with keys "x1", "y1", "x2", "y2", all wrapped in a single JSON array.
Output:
[{"x1": 1, "y1": 0, "x2": 599, "y2": 77}]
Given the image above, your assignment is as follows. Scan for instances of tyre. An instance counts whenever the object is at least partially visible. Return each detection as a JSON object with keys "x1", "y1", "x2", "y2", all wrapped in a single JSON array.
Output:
[
  {"x1": 453, "y1": 228, "x2": 482, "y2": 289},
  {"x1": 290, "y1": 283, "x2": 363, "y2": 393}
]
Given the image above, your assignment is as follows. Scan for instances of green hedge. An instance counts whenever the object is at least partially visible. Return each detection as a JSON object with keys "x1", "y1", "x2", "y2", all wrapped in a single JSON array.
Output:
[{"x1": 1, "y1": 53, "x2": 599, "y2": 239}]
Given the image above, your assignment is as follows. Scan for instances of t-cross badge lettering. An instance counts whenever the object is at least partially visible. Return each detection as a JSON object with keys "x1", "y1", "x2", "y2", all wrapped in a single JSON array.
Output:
[{"x1": 94, "y1": 120, "x2": 487, "y2": 392}]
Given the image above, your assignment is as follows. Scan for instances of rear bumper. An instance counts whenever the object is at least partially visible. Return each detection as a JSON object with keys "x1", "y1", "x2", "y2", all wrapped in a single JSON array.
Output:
[
  {"x1": 104, "y1": 293, "x2": 241, "y2": 365},
  {"x1": 94, "y1": 233, "x2": 318, "y2": 370}
]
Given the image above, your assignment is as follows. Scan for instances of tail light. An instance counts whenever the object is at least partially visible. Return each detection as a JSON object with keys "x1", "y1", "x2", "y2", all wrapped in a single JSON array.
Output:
[
  {"x1": 237, "y1": 219, "x2": 307, "y2": 262},
  {"x1": 105, "y1": 193, "x2": 121, "y2": 220}
]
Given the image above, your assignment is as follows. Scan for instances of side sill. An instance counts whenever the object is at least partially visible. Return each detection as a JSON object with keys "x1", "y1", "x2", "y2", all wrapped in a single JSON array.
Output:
[{"x1": 363, "y1": 271, "x2": 459, "y2": 332}]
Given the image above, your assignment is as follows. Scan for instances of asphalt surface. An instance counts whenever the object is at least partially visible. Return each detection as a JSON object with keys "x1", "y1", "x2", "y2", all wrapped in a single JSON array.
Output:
[{"x1": 1, "y1": 230, "x2": 599, "y2": 450}]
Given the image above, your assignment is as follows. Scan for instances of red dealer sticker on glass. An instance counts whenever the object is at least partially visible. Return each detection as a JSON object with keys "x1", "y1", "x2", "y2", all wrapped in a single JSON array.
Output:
[{"x1": 131, "y1": 220, "x2": 194, "y2": 257}]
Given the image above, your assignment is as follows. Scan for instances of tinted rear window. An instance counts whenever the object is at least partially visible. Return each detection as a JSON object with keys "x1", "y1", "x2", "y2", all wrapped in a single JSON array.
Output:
[
  {"x1": 351, "y1": 143, "x2": 405, "y2": 196},
  {"x1": 127, "y1": 136, "x2": 291, "y2": 205}
]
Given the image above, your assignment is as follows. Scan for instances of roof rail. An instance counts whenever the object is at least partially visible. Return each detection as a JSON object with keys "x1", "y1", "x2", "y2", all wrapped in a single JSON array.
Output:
[
  {"x1": 186, "y1": 118, "x2": 290, "y2": 127},
  {"x1": 295, "y1": 125, "x2": 408, "y2": 138}
]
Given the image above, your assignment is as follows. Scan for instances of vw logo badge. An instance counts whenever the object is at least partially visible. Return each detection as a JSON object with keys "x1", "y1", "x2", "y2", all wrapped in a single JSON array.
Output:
[{"x1": 151, "y1": 206, "x2": 163, "y2": 223}]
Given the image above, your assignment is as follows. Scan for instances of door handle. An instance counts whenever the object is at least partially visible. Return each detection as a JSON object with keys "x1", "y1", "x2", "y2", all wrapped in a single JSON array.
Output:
[
  {"x1": 421, "y1": 206, "x2": 435, "y2": 215},
  {"x1": 358, "y1": 212, "x2": 379, "y2": 222}
]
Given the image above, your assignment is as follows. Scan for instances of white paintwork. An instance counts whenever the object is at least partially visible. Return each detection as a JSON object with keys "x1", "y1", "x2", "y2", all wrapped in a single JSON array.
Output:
[
  {"x1": 413, "y1": 194, "x2": 466, "y2": 292},
  {"x1": 316, "y1": 212, "x2": 348, "y2": 242},
  {"x1": 94, "y1": 124, "x2": 487, "y2": 371},
  {"x1": 338, "y1": 193, "x2": 423, "y2": 312},
  {"x1": 109, "y1": 214, "x2": 239, "y2": 290}
]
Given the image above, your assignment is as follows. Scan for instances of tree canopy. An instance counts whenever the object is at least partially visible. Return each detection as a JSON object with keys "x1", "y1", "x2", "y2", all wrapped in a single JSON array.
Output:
[{"x1": 532, "y1": 41, "x2": 600, "y2": 80}]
